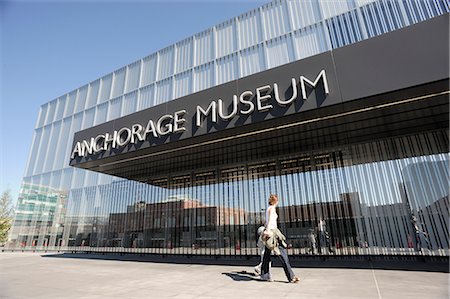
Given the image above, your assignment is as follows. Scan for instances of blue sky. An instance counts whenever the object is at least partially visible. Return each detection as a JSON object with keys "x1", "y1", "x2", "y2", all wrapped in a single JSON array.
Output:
[{"x1": 0, "y1": 0, "x2": 266, "y2": 204}]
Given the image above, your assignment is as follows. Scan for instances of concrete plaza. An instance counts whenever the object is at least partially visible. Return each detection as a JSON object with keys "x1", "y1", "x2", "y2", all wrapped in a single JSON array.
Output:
[{"x1": 0, "y1": 252, "x2": 448, "y2": 298}]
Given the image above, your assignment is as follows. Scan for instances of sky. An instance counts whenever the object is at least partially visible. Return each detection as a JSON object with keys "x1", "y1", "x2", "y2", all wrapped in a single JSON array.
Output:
[{"x1": 0, "y1": 0, "x2": 267, "y2": 205}]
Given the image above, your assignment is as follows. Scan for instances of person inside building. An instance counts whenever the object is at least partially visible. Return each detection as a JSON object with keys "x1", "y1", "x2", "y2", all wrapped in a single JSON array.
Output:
[
  {"x1": 317, "y1": 217, "x2": 334, "y2": 254},
  {"x1": 411, "y1": 215, "x2": 431, "y2": 252},
  {"x1": 308, "y1": 228, "x2": 317, "y2": 255}
]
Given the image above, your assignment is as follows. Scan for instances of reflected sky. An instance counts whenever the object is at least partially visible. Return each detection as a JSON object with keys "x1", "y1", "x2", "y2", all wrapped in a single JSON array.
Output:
[{"x1": 59, "y1": 153, "x2": 449, "y2": 217}]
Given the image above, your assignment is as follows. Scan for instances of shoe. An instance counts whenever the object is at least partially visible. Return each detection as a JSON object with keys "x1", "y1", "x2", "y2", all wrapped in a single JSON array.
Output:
[
  {"x1": 290, "y1": 276, "x2": 300, "y2": 283},
  {"x1": 260, "y1": 273, "x2": 273, "y2": 282},
  {"x1": 254, "y1": 266, "x2": 261, "y2": 275}
]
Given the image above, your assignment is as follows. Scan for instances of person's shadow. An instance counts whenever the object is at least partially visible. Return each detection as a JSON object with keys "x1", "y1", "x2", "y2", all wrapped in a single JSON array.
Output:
[{"x1": 221, "y1": 271, "x2": 260, "y2": 282}]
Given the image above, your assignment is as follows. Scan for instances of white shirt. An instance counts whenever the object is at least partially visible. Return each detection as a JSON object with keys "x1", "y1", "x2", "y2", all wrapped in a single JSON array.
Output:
[
  {"x1": 318, "y1": 220, "x2": 326, "y2": 232},
  {"x1": 265, "y1": 205, "x2": 278, "y2": 230}
]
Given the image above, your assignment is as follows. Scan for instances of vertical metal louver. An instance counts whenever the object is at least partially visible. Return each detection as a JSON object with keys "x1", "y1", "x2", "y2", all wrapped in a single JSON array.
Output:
[
  {"x1": 111, "y1": 68, "x2": 126, "y2": 99},
  {"x1": 85, "y1": 80, "x2": 100, "y2": 109},
  {"x1": 194, "y1": 62, "x2": 214, "y2": 92},
  {"x1": 138, "y1": 84, "x2": 155, "y2": 110},
  {"x1": 216, "y1": 54, "x2": 237, "y2": 85},
  {"x1": 141, "y1": 55, "x2": 157, "y2": 87},
  {"x1": 261, "y1": 0, "x2": 291, "y2": 40},
  {"x1": 174, "y1": 71, "x2": 192, "y2": 99},
  {"x1": 238, "y1": 10, "x2": 261, "y2": 49},
  {"x1": 216, "y1": 20, "x2": 236, "y2": 58},
  {"x1": 176, "y1": 38, "x2": 193, "y2": 73},
  {"x1": 125, "y1": 62, "x2": 141, "y2": 93},
  {"x1": 239, "y1": 45, "x2": 265, "y2": 77},
  {"x1": 155, "y1": 78, "x2": 173, "y2": 105},
  {"x1": 266, "y1": 35, "x2": 293, "y2": 68},
  {"x1": 288, "y1": 0, "x2": 322, "y2": 29},
  {"x1": 195, "y1": 30, "x2": 213, "y2": 66},
  {"x1": 99, "y1": 75, "x2": 112, "y2": 103},
  {"x1": 157, "y1": 47, "x2": 174, "y2": 81},
  {"x1": 122, "y1": 91, "x2": 138, "y2": 116},
  {"x1": 293, "y1": 23, "x2": 329, "y2": 60},
  {"x1": 108, "y1": 97, "x2": 123, "y2": 121}
]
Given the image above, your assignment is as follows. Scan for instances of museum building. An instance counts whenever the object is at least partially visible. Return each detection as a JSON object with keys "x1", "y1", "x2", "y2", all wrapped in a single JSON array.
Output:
[{"x1": 8, "y1": 0, "x2": 449, "y2": 257}]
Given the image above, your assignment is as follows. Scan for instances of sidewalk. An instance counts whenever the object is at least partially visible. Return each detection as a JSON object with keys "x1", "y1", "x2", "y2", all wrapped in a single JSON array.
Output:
[{"x1": 0, "y1": 252, "x2": 448, "y2": 298}]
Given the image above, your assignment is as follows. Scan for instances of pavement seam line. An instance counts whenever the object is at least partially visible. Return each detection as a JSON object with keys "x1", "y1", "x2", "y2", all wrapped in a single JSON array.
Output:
[{"x1": 371, "y1": 267, "x2": 382, "y2": 299}]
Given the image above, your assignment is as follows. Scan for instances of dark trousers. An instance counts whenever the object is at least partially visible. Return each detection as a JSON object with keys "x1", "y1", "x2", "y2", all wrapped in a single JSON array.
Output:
[
  {"x1": 415, "y1": 231, "x2": 431, "y2": 251},
  {"x1": 261, "y1": 243, "x2": 295, "y2": 281},
  {"x1": 318, "y1": 231, "x2": 333, "y2": 253}
]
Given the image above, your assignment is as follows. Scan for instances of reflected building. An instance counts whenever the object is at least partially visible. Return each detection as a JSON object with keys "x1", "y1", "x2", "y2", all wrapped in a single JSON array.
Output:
[
  {"x1": 401, "y1": 161, "x2": 449, "y2": 251},
  {"x1": 9, "y1": 183, "x2": 67, "y2": 248},
  {"x1": 7, "y1": 1, "x2": 449, "y2": 258},
  {"x1": 105, "y1": 196, "x2": 248, "y2": 249},
  {"x1": 401, "y1": 161, "x2": 449, "y2": 210}
]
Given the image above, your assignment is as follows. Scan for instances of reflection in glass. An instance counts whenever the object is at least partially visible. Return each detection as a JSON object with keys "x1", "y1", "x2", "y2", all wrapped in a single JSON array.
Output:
[{"x1": 9, "y1": 130, "x2": 448, "y2": 257}]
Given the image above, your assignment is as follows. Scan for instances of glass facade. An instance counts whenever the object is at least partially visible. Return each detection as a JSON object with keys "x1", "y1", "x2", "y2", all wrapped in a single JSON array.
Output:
[{"x1": 8, "y1": 0, "x2": 449, "y2": 257}]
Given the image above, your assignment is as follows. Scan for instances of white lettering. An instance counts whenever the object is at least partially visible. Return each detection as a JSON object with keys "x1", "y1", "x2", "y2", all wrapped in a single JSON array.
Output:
[
  {"x1": 256, "y1": 85, "x2": 273, "y2": 111},
  {"x1": 144, "y1": 120, "x2": 158, "y2": 139},
  {"x1": 300, "y1": 70, "x2": 329, "y2": 100},
  {"x1": 71, "y1": 69, "x2": 330, "y2": 159},
  {"x1": 196, "y1": 101, "x2": 217, "y2": 127},
  {"x1": 156, "y1": 114, "x2": 173, "y2": 136},
  {"x1": 173, "y1": 110, "x2": 187, "y2": 133},
  {"x1": 274, "y1": 78, "x2": 297, "y2": 105},
  {"x1": 103, "y1": 132, "x2": 115, "y2": 150},
  {"x1": 116, "y1": 127, "x2": 132, "y2": 147},
  {"x1": 71, "y1": 142, "x2": 82, "y2": 159},
  {"x1": 239, "y1": 91, "x2": 254, "y2": 115},
  {"x1": 131, "y1": 124, "x2": 145, "y2": 143},
  {"x1": 94, "y1": 135, "x2": 105, "y2": 153},
  {"x1": 218, "y1": 96, "x2": 238, "y2": 120},
  {"x1": 82, "y1": 139, "x2": 95, "y2": 156}
]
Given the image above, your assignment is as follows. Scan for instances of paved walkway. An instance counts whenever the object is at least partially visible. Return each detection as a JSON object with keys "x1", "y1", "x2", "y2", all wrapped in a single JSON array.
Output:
[{"x1": 0, "y1": 252, "x2": 448, "y2": 298}]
